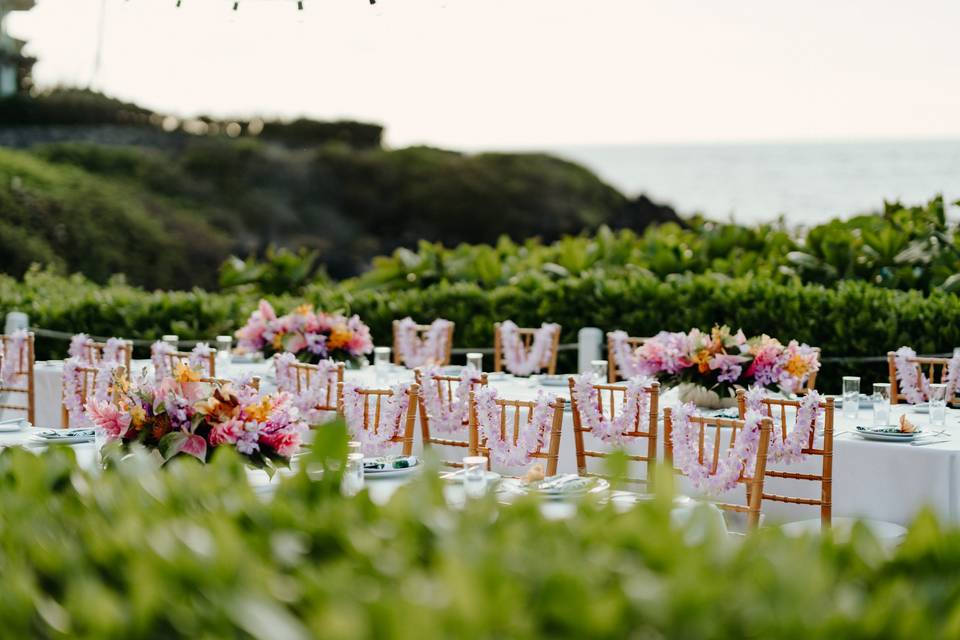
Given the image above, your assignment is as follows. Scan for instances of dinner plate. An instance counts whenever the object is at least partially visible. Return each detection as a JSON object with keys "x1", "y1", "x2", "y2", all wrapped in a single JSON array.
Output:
[
  {"x1": 854, "y1": 426, "x2": 921, "y2": 442},
  {"x1": 534, "y1": 375, "x2": 569, "y2": 387},
  {"x1": 486, "y1": 372, "x2": 512, "y2": 382},
  {"x1": 909, "y1": 402, "x2": 930, "y2": 414},
  {"x1": 440, "y1": 469, "x2": 501, "y2": 485},
  {"x1": 501, "y1": 476, "x2": 610, "y2": 498},
  {"x1": 30, "y1": 432, "x2": 95, "y2": 445},
  {"x1": 363, "y1": 456, "x2": 421, "y2": 478},
  {"x1": 0, "y1": 418, "x2": 28, "y2": 432},
  {"x1": 441, "y1": 365, "x2": 464, "y2": 376}
]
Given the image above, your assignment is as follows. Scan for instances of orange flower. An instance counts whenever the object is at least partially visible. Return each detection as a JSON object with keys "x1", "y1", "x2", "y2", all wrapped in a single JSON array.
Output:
[
  {"x1": 294, "y1": 303, "x2": 314, "y2": 316},
  {"x1": 245, "y1": 396, "x2": 274, "y2": 422},
  {"x1": 174, "y1": 362, "x2": 202, "y2": 383},
  {"x1": 327, "y1": 326, "x2": 352, "y2": 350},
  {"x1": 130, "y1": 404, "x2": 147, "y2": 430},
  {"x1": 692, "y1": 349, "x2": 712, "y2": 373},
  {"x1": 784, "y1": 354, "x2": 810, "y2": 378}
]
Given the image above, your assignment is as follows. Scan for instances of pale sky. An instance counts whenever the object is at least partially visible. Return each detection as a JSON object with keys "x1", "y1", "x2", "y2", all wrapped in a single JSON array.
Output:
[{"x1": 7, "y1": 0, "x2": 960, "y2": 148}]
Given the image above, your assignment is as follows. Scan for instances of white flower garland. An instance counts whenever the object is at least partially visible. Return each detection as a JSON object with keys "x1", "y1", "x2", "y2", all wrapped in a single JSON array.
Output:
[
  {"x1": 893, "y1": 346, "x2": 960, "y2": 404},
  {"x1": 341, "y1": 382, "x2": 412, "y2": 455},
  {"x1": 570, "y1": 372, "x2": 653, "y2": 444},
  {"x1": 744, "y1": 386, "x2": 821, "y2": 464},
  {"x1": 670, "y1": 402, "x2": 763, "y2": 496},
  {"x1": 419, "y1": 365, "x2": 482, "y2": 434},
  {"x1": 608, "y1": 330, "x2": 645, "y2": 379},
  {"x1": 275, "y1": 352, "x2": 339, "y2": 424},
  {"x1": 499, "y1": 321, "x2": 560, "y2": 376},
  {"x1": 0, "y1": 330, "x2": 27, "y2": 387},
  {"x1": 473, "y1": 387, "x2": 556, "y2": 467},
  {"x1": 395, "y1": 318, "x2": 453, "y2": 367}
]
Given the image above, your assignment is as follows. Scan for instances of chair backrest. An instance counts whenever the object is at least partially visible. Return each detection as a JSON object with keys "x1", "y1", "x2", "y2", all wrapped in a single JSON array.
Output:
[
  {"x1": 737, "y1": 392, "x2": 835, "y2": 527},
  {"x1": 392, "y1": 320, "x2": 455, "y2": 367},
  {"x1": 663, "y1": 407, "x2": 773, "y2": 530},
  {"x1": 83, "y1": 339, "x2": 133, "y2": 374},
  {"x1": 0, "y1": 332, "x2": 35, "y2": 424},
  {"x1": 492, "y1": 322, "x2": 561, "y2": 375},
  {"x1": 61, "y1": 364, "x2": 128, "y2": 427},
  {"x1": 606, "y1": 332, "x2": 648, "y2": 382},
  {"x1": 166, "y1": 349, "x2": 216, "y2": 378},
  {"x1": 802, "y1": 347, "x2": 822, "y2": 394},
  {"x1": 199, "y1": 376, "x2": 261, "y2": 392},
  {"x1": 285, "y1": 361, "x2": 344, "y2": 412},
  {"x1": 414, "y1": 368, "x2": 488, "y2": 467},
  {"x1": 337, "y1": 382, "x2": 420, "y2": 456},
  {"x1": 567, "y1": 378, "x2": 660, "y2": 487},
  {"x1": 887, "y1": 351, "x2": 959, "y2": 405},
  {"x1": 468, "y1": 390, "x2": 566, "y2": 476}
]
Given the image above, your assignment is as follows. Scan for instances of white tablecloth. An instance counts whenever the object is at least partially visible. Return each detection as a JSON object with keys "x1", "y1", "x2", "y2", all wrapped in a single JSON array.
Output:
[{"x1": 5, "y1": 360, "x2": 960, "y2": 526}]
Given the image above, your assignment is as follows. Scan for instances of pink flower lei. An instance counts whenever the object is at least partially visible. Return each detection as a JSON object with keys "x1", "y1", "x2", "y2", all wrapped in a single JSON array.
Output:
[
  {"x1": 274, "y1": 353, "x2": 339, "y2": 424},
  {"x1": 893, "y1": 346, "x2": 960, "y2": 404},
  {"x1": 670, "y1": 402, "x2": 763, "y2": 496},
  {"x1": 473, "y1": 387, "x2": 556, "y2": 468},
  {"x1": 419, "y1": 365, "x2": 482, "y2": 434},
  {"x1": 151, "y1": 341, "x2": 214, "y2": 380},
  {"x1": 0, "y1": 329, "x2": 27, "y2": 387},
  {"x1": 341, "y1": 382, "x2": 412, "y2": 455},
  {"x1": 499, "y1": 321, "x2": 560, "y2": 376},
  {"x1": 608, "y1": 331, "x2": 645, "y2": 379},
  {"x1": 395, "y1": 318, "x2": 453, "y2": 367},
  {"x1": 63, "y1": 358, "x2": 122, "y2": 428},
  {"x1": 571, "y1": 372, "x2": 653, "y2": 445},
  {"x1": 68, "y1": 333, "x2": 91, "y2": 359},
  {"x1": 745, "y1": 386, "x2": 821, "y2": 464}
]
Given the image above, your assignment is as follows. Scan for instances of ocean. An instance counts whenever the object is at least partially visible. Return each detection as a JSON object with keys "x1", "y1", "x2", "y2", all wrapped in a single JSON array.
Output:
[{"x1": 549, "y1": 139, "x2": 960, "y2": 225}]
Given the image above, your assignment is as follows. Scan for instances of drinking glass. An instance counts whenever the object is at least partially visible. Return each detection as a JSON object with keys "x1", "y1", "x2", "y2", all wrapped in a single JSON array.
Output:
[
  {"x1": 347, "y1": 440, "x2": 362, "y2": 457},
  {"x1": 930, "y1": 383, "x2": 948, "y2": 427},
  {"x1": 842, "y1": 376, "x2": 860, "y2": 421},
  {"x1": 374, "y1": 346, "x2": 391, "y2": 384},
  {"x1": 94, "y1": 426, "x2": 108, "y2": 468},
  {"x1": 872, "y1": 382, "x2": 891, "y2": 427},
  {"x1": 463, "y1": 456, "x2": 488, "y2": 498},
  {"x1": 591, "y1": 359, "x2": 608, "y2": 383},
  {"x1": 467, "y1": 352, "x2": 483, "y2": 373},
  {"x1": 162, "y1": 334, "x2": 179, "y2": 349},
  {"x1": 341, "y1": 453, "x2": 365, "y2": 497},
  {"x1": 216, "y1": 335, "x2": 233, "y2": 365}
]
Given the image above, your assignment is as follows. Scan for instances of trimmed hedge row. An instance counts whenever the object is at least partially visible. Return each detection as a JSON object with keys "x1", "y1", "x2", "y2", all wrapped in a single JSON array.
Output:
[{"x1": 6, "y1": 268, "x2": 960, "y2": 390}]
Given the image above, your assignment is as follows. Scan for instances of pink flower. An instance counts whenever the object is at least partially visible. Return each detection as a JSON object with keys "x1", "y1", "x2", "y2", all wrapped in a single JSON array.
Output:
[
  {"x1": 260, "y1": 429, "x2": 301, "y2": 458},
  {"x1": 209, "y1": 419, "x2": 244, "y2": 446},
  {"x1": 85, "y1": 400, "x2": 132, "y2": 440}
]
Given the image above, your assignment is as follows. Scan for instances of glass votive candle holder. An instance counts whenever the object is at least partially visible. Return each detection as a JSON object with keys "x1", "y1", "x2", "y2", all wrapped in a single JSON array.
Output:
[
  {"x1": 872, "y1": 382, "x2": 891, "y2": 427},
  {"x1": 216, "y1": 335, "x2": 232, "y2": 364},
  {"x1": 930, "y1": 383, "x2": 948, "y2": 427},
  {"x1": 462, "y1": 455, "x2": 488, "y2": 498},
  {"x1": 162, "y1": 334, "x2": 179, "y2": 349},
  {"x1": 842, "y1": 376, "x2": 860, "y2": 421},
  {"x1": 373, "y1": 346, "x2": 391, "y2": 383},
  {"x1": 591, "y1": 359, "x2": 608, "y2": 383},
  {"x1": 341, "y1": 453, "x2": 365, "y2": 497},
  {"x1": 466, "y1": 352, "x2": 483, "y2": 373}
]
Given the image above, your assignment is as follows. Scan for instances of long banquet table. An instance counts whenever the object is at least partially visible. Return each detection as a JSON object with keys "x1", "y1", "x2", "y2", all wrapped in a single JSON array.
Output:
[{"x1": 4, "y1": 358, "x2": 960, "y2": 527}]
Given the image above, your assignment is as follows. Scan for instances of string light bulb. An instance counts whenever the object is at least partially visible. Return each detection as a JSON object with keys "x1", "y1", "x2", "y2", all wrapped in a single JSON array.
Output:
[
  {"x1": 297, "y1": 0, "x2": 303, "y2": 9},
  {"x1": 233, "y1": 1, "x2": 239, "y2": 9}
]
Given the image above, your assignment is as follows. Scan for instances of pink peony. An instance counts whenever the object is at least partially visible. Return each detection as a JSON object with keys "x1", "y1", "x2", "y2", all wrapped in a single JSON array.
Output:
[
  {"x1": 260, "y1": 429, "x2": 301, "y2": 458},
  {"x1": 209, "y1": 419, "x2": 244, "y2": 446},
  {"x1": 85, "y1": 399, "x2": 132, "y2": 440}
]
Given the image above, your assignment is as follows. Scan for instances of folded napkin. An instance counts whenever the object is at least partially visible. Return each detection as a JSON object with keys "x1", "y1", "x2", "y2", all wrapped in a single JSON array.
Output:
[{"x1": 363, "y1": 455, "x2": 418, "y2": 470}]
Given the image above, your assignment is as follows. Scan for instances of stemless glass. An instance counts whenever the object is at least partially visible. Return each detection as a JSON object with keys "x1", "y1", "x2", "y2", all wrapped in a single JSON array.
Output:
[
  {"x1": 94, "y1": 427, "x2": 108, "y2": 468},
  {"x1": 347, "y1": 440, "x2": 362, "y2": 457},
  {"x1": 467, "y1": 352, "x2": 483, "y2": 373},
  {"x1": 463, "y1": 456, "x2": 488, "y2": 498},
  {"x1": 374, "y1": 346, "x2": 391, "y2": 383},
  {"x1": 341, "y1": 453, "x2": 365, "y2": 497},
  {"x1": 162, "y1": 334, "x2": 179, "y2": 349},
  {"x1": 591, "y1": 359, "x2": 608, "y2": 383},
  {"x1": 930, "y1": 383, "x2": 948, "y2": 427},
  {"x1": 216, "y1": 335, "x2": 233, "y2": 365},
  {"x1": 872, "y1": 382, "x2": 891, "y2": 427},
  {"x1": 842, "y1": 376, "x2": 860, "y2": 421}
]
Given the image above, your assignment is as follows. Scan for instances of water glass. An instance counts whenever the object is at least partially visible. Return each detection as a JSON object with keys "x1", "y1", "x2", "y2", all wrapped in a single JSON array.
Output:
[
  {"x1": 872, "y1": 382, "x2": 891, "y2": 427},
  {"x1": 162, "y1": 334, "x2": 179, "y2": 349},
  {"x1": 341, "y1": 453, "x2": 365, "y2": 497},
  {"x1": 463, "y1": 456, "x2": 488, "y2": 498},
  {"x1": 930, "y1": 383, "x2": 948, "y2": 427},
  {"x1": 373, "y1": 346, "x2": 391, "y2": 383},
  {"x1": 216, "y1": 335, "x2": 233, "y2": 365},
  {"x1": 591, "y1": 359, "x2": 608, "y2": 383},
  {"x1": 347, "y1": 440, "x2": 362, "y2": 458},
  {"x1": 94, "y1": 427, "x2": 108, "y2": 468},
  {"x1": 466, "y1": 352, "x2": 483, "y2": 373},
  {"x1": 842, "y1": 376, "x2": 860, "y2": 421}
]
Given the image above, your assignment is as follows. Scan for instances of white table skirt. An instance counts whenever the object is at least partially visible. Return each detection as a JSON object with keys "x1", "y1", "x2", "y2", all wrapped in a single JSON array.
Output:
[{"x1": 5, "y1": 360, "x2": 960, "y2": 526}]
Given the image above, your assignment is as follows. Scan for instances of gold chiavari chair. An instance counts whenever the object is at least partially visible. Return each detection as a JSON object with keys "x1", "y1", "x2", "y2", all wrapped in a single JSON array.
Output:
[
  {"x1": 568, "y1": 378, "x2": 660, "y2": 487},
  {"x1": 606, "y1": 332, "x2": 648, "y2": 382},
  {"x1": 166, "y1": 350, "x2": 216, "y2": 378},
  {"x1": 663, "y1": 405, "x2": 773, "y2": 530},
  {"x1": 392, "y1": 320, "x2": 455, "y2": 367},
  {"x1": 803, "y1": 347, "x2": 822, "y2": 394},
  {"x1": 285, "y1": 360, "x2": 344, "y2": 413},
  {"x1": 337, "y1": 382, "x2": 420, "y2": 456},
  {"x1": 493, "y1": 322, "x2": 561, "y2": 375},
  {"x1": 468, "y1": 390, "x2": 566, "y2": 476},
  {"x1": 199, "y1": 376, "x2": 261, "y2": 392},
  {"x1": 61, "y1": 364, "x2": 128, "y2": 427},
  {"x1": 737, "y1": 391, "x2": 835, "y2": 528},
  {"x1": 83, "y1": 339, "x2": 134, "y2": 373},
  {"x1": 0, "y1": 332, "x2": 35, "y2": 425},
  {"x1": 415, "y1": 368, "x2": 488, "y2": 467},
  {"x1": 887, "y1": 351, "x2": 960, "y2": 406}
]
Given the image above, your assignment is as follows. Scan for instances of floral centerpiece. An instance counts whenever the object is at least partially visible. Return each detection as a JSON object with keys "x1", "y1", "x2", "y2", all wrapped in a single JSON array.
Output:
[
  {"x1": 85, "y1": 365, "x2": 307, "y2": 471},
  {"x1": 633, "y1": 325, "x2": 819, "y2": 408},
  {"x1": 235, "y1": 299, "x2": 373, "y2": 365}
]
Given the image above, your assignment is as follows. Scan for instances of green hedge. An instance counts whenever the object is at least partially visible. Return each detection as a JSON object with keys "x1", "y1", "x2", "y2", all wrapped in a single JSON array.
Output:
[
  {"x1": 1, "y1": 428, "x2": 959, "y2": 638},
  {"x1": 6, "y1": 268, "x2": 960, "y2": 391}
]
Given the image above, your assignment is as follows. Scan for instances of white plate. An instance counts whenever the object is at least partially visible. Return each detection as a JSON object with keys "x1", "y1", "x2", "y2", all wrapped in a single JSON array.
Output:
[
  {"x1": 441, "y1": 470, "x2": 501, "y2": 485},
  {"x1": 0, "y1": 418, "x2": 28, "y2": 432},
  {"x1": 609, "y1": 492, "x2": 693, "y2": 506},
  {"x1": 30, "y1": 434, "x2": 94, "y2": 445},
  {"x1": 486, "y1": 372, "x2": 512, "y2": 381},
  {"x1": 535, "y1": 375, "x2": 569, "y2": 387},
  {"x1": 854, "y1": 427, "x2": 921, "y2": 442},
  {"x1": 363, "y1": 463, "x2": 421, "y2": 479},
  {"x1": 441, "y1": 365, "x2": 464, "y2": 376},
  {"x1": 909, "y1": 403, "x2": 930, "y2": 414},
  {"x1": 501, "y1": 477, "x2": 610, "y2": 498}
]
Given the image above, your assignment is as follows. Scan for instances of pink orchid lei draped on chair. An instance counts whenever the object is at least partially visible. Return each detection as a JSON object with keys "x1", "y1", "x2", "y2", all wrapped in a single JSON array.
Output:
[
  {"x1": 744, "y1": 386, "x2": 822, "y2": 465},
  {"x1": 274, "y1": 352, "x2": 339, "y2": 424},
  {"x1": 571, "y1": 372, "x2": 653, "y2": 445},
  {"x1": 893, "y1": 346, "x2": 960, "y2": 404},
  {"x1": 608, "y1": 331, "x2": 646, "y2": 378},
  {"x1": 499, "y1": 321, "x2": 560, "y2": 376},
  {"x1": 0, "y1": 329, "x2": 27, "y2": 387},
  {"x1": 473, "y1": 387, "x2": 556, "y2": 467},
  {"x1": 150, "y1": 341, "x2": 215, "y2": 379},
  {"x1": 340, "y1": 382, "x2": 412, "y2": 455},
  {"x1": 419, "y1": 365, "x2": 482, "y2": 434},
  {"x1": 63, "y1": 358, "x2": 124, "y2": 428},
  {"x1": 395, "y1": 318, "x2": 453, "y2": 367},
  {"x1": 68, "y1": 333, "x2": 127, "y2": 363},
  {"x1": 670, "y1": 402, "x2": 764, "y2": 495}
]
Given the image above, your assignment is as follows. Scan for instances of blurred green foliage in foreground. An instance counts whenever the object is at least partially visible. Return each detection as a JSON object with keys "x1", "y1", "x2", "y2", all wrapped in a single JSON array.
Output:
[{"x1": 0, "y1": 423, "x2": 958, "y2": 639}]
